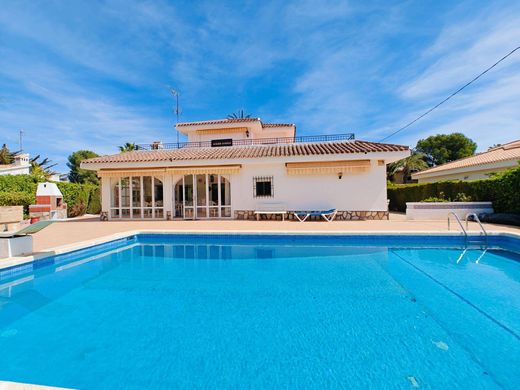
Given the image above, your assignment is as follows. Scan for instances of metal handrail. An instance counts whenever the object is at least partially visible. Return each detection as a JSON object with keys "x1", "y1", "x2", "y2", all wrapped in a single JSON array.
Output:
[
  {"x1": 448, "y1": 212, "x2": 467, "y2": 236},
  {"x1": 135, "y1": 133, "x2": 355, "y2": 151},
  {"x1": 465, "y1": 213, "x2": 488, "y2": 240}
]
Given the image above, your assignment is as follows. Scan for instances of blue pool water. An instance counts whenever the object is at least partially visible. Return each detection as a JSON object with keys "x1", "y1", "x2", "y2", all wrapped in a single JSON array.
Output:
[{"x1": 0, "y1": 234, "x2": 519, "y2": 389}]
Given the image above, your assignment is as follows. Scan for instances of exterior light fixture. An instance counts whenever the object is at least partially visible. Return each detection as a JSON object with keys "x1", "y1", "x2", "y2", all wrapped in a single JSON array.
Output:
[
  {"x1": 338, "y1": 172, "x2": 343, "y2": 179},
  {"x1": 246, "y1": 129, "x2": 250, "y2": 138}
]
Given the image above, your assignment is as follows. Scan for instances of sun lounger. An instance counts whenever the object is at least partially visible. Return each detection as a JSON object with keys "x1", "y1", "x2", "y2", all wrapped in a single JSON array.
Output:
[
  {"x1": 254, "y1": 202, "x2": 287, "y2": 221},
  {"x1": 293, "y1": 209, "x2": 337, "y2": 222}
]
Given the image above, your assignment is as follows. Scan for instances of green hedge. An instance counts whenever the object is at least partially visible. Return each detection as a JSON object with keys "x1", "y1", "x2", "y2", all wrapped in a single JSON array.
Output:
[
  {"x1": 0, "y1": 175, "x2": 38, "y2": 193},
  {"x1": 0, "y1": 191, "x2": 35, "y2": 215},
  {"x1": 0, "y1": 175, "x2": 100, "y2": 218},
  {"x1": 86, "y1": 186, "x2": 101, "y2": 214},
  {"x1": 388, "y1": 164, "x2": 520, "y2": 213},
  {"x1": 56, "y1": 182, "x2": 92, "y2": 217}
]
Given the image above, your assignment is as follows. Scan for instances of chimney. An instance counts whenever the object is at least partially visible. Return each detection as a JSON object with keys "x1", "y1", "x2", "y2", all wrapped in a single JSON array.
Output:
[{"x1": 151, "y1": 141, "x2": 163, "y2": 150}]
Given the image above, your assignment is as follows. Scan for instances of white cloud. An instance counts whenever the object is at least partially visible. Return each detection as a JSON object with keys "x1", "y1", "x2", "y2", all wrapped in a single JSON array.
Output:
[{"x1": 1, "y1": 0, "x2": 519, "y2": 171}]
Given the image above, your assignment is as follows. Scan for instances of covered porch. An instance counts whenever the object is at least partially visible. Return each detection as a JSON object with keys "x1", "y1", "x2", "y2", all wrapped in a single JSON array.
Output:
[{"x1": 99, "y1": 165, "x2": 239, "y2": 220}]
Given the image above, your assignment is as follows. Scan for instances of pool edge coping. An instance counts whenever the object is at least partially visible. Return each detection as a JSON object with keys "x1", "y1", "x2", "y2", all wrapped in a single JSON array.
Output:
[{"x1": 1, "y1": 229, "x2": 520, "y2": 271}]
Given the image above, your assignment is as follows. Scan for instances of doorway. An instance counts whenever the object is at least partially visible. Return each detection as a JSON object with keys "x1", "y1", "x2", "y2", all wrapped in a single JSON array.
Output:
[{"x1": 174, "y1": 174, "x2": 231, "y2": 219}]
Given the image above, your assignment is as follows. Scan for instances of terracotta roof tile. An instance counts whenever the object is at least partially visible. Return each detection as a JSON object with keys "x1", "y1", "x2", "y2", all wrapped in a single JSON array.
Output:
[
  {"x1": 414, "y1": 139, "x2": 520, "y2": 177},
  {"x1": 176, "y1": 118, "x2": 296, "y2": 128},
  {"x1": 262, "y1": 123, "x2": 295, "y2": 128},
  {"x1": 177, "y1": 118, "x2": 260, "y2": 127},
  {"x1": 82, "y1": 140, "x2": 408, "y2": 166}
]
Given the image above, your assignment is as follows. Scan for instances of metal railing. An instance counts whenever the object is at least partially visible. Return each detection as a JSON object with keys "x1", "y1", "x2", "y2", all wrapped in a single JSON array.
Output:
[
  {"x1": 135, "y1": 133, "x2": 355, "y2": 151},
  {"x1": 465, "y1": 213, "x2": 488, "y2": 243},
  {"x1": 447, "y1": 212, "x2": 467, "y2": 236}
]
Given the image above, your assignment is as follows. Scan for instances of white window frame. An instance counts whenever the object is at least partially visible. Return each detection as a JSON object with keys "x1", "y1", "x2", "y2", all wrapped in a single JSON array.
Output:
[
  {"x1": 109, "y1": 175, "x2": 165, "y2": 220},
  {"x1": 175, "y1": 173, "x2": 232, "y2": 220}
]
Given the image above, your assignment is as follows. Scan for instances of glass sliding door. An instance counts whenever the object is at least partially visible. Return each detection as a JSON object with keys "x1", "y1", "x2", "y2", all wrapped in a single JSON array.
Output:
[
  {"x1": 121, "y1": 177, "x2": 131, "y2": 218},
  {"x1": 109, "y1": 175, "x2": 165, "y2": 220},
  {"x1": 174, "y1": 174, "x2": 231, "y2": 219},
  {"x1": 196, "y1": 174, "x2": 207, "y2": 218},
  {"x1": 183, "y1": 175, "x2": 194, "y2": 219},
  {"x1": 209, "y1": 174, "x2": 219, "y2": 218},
  {"x1": 143, "y1": 176, "x2": 153, "y2": 218},
  {"x1": 220, "y1": 176, "x2": 231, "y2": 218},
  {"x1": 154, "y1": 178, "x2": 164, "y2": 218},
  {"x1": 132, "y1": 177, "x2": 141, "y2": 218},
  {"x1": 110, "y1": 177, "x2": 120, "y2": 218},
  {"x1": 174, "y1": 180, "x2": 184, "y2": 218}
]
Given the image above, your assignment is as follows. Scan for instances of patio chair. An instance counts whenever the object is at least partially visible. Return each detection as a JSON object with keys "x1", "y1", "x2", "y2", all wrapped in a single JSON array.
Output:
[{"x1": 293, "y1": 209, "x2": 337, "y2": 222}]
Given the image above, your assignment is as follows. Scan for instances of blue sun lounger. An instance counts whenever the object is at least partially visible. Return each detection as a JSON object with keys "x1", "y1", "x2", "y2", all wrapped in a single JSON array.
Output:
[{"x1": 293, "y1": 209, "x2": 337, "y2": 222}]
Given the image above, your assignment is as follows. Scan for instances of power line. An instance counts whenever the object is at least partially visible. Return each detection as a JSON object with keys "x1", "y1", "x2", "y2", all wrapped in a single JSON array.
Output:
[{"x1": 380, "y1": 45, "x2": 520, "y2": 142}]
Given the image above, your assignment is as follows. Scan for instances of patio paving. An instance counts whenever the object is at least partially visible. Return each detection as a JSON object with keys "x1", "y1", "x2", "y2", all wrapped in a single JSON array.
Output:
[{"x1": 28, "y1": 213, "x2": 520, "y2": 254}]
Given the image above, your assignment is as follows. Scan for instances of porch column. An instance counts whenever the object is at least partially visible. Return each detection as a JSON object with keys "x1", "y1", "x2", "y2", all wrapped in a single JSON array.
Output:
[
  {"x1": 163, "y1": 174, "x2": 174, "y2": 220},
  {"x1": 100, "y1": 175, "x2": 111, "y2": 221}
]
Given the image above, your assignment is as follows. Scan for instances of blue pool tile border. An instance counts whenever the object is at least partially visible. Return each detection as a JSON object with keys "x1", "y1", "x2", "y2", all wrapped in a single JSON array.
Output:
[
  {"x1": 1, "y1": 232, "x2": 519, "y2": 280},
  {"x1": 0, "y1": 235, "x2": 138, "y2": 280}
]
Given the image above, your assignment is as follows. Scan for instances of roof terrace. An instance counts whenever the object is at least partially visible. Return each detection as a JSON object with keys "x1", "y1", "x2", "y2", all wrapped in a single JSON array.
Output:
[{"x1": 135, "y1": 133, "x2": 356, "y2": 151}]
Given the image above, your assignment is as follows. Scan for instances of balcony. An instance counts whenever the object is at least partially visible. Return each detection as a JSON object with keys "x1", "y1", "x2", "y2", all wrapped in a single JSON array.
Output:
[{"x1": 135, "y1": 133, "x2": 355, "y2": 151}]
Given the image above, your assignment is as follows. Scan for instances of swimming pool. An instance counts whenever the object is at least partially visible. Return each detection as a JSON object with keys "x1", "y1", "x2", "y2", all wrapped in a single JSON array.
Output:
[{"x1": 0, "y1": 233, "x2": 519, "y2": 389}]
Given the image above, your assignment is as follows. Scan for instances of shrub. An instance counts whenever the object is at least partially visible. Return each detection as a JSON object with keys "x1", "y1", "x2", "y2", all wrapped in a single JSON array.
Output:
[
  {"x1": 387, "y1": 164, "x2": 520, "y2": 213},
  {"x1": 453, "y1": 192, "x2": 472, "y2": 202},
  {"x1": 421, "y1": 197, "x2": 449, "y2": 202},
  {"x1": 0, "y1": 175, "x2": 38, "y2": 193},
  {"x1": 69, "y1": 200, "x2": 87, "y2": 217},
  {"x1": 86, "y1": 186, "x2": 101, "y2": 214},
  {"x1": 56, "y1": 182, "x2": 92, "y2": 218},
  {"x1": 0, "y1": 191, "x2": 35, "y2": 215},
  {"x1": 0, "y1": 175, "x2": 101, "y2": 218}
]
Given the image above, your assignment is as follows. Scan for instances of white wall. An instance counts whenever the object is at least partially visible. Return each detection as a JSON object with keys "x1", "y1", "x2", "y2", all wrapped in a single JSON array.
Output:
[
  {"x1": 406, "y1": 202, "x2": 493, "y2": 220},
  {"x1": 0, "y1": 165, "x2": 31, "y2": 176},
  {"x1": 99, "y1": 161, "x2": 390, "y2": 218},
  {"x1": 230, "y1": 160, "x2": 387, "y2": 211},
  {"x1": 189, "y1": 132, "x2": 249, "y2": 143}
]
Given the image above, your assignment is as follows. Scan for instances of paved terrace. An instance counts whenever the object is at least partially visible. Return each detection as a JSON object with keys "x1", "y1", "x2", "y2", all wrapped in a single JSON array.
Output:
[{"x1": 26, "y1": 213, "x2": 520, "y2": 254}]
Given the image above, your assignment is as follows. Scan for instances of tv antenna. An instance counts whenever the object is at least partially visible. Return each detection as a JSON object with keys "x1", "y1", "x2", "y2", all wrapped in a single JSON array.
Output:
[
  {"x1": 19, "y1": 129, "x2": 24, "y2": 152},
  {"x1": 168, "y1": 87, "x2": 181, "y2": 145}
]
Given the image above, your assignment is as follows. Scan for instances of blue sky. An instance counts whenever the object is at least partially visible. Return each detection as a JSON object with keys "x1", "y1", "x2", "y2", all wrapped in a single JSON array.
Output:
[{"x1": 1, "y1": 0, "x2": 519, "y2": 171}]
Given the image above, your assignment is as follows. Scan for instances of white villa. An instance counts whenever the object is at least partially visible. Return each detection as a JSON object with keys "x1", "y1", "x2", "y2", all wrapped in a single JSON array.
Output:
[
  {"x1": 0, "y1": 153, "x2": 31, "y2": 176},
  {"x1": 81, "y1": 118, "x2": 409, "y2": 221}
]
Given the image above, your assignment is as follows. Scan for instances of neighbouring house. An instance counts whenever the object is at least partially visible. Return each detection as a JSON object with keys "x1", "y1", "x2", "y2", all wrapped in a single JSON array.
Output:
[
  {"x1": 0, "y1": 153, "x2": 30, "y2": 176},
  {"x1": 48, "y1": 173, "x2": 70, "y2": 182},
  {"x1": 81, "y1": 118, "x2": 409, "y2": 221},
  {"x1": 391, "y1": 166, "x2": 418, "y2": 184},
  {"x1": 412, "y1": 140, "x2": 520, "y2": 183}
]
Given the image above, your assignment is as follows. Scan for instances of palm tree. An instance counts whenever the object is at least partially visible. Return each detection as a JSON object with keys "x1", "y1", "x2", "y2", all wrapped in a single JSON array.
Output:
[
  {"x1": 226, "y1": 109, "x2": 252, "y2": 120},
  {"x1": 0, "y1": 144, "x2": 12, "y2": 164},
  {"x1": 0, "y1": 144, "x2": 19, "y2": 165},
  {"x1": 119, "y1": 142, "x2": 136, "y2": 152},
  {"x1": 387, "y1": 152, "x2": 428, "y2": 182},
  {"x1": 30, "y1": 155, "x2": 57, "y2": 181}
]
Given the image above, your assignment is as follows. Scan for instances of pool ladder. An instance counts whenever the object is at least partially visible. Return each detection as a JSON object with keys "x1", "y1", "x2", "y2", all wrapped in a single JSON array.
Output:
[{"x1": 448, "y1": 212, "x2": 488, "y2": 247}]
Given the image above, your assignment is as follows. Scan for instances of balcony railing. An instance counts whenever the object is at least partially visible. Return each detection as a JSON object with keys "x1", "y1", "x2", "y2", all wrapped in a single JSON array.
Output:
[{"x1": 135, "y1": 133, "x2": 355, "y2": 151}]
